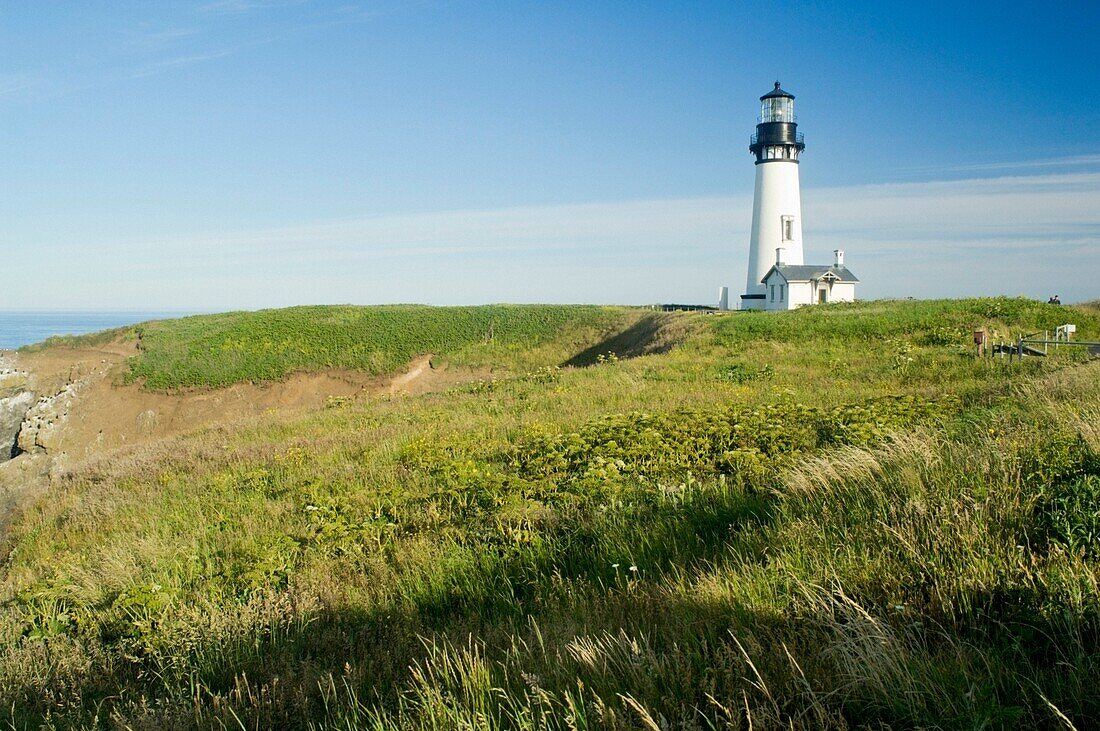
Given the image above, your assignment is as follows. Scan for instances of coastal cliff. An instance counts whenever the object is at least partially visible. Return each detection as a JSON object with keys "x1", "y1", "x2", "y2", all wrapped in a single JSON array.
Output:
[
  {"x1": 0, "y1": 358, "x2": 34, "y2": 462},
  {"x1": 0, "y1": 352, "x2": 84, "y2": 465}
]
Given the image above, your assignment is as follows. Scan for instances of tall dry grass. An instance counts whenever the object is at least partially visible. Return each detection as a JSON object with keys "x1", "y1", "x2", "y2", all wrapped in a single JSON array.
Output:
[{"x1": 1, "y1": 299, "x2": 1099, "y2": 728}]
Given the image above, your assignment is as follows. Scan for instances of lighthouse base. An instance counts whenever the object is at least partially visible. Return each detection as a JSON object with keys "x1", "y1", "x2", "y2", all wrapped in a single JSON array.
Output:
[{"x1": 740, "y1": 294, "x2": 766, "y2": 311}]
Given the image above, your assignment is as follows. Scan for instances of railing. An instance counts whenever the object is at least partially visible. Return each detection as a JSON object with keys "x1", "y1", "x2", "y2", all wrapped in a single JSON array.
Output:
[
  {"x1": 750, "y1": 132, "x2": 805, "y2": 146},
  {"x1": 993, "y1": 330, "x2": 1100, "y2": 361}
]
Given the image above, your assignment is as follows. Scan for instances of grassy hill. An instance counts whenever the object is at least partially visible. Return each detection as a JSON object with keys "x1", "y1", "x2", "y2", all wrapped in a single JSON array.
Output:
[
  {"x1": 3, "y1": 298, "x2": 1100, "y2": 729},
  {"x1": 120, "y1": 304, "x2": 636, "y2": 389}
]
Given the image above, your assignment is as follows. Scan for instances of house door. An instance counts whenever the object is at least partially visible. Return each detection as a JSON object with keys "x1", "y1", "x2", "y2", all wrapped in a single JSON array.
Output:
[{"x1": 818, "y1": 288, "x2": 827, "y2": 304}]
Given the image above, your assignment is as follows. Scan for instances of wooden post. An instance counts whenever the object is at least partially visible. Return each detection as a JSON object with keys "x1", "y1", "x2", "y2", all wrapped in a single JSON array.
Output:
[{"x1": 973, "y1": 328, "x2": 987, "y2": 358}]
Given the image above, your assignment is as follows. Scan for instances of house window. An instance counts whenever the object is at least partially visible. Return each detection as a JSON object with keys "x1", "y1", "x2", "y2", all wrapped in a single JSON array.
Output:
[
  {"x1": 818, "y1": 288, "x2": 827, "y2": 304},
  {"x1": 781, "y1": 216, "x2": 794, "y2": 242},
  {"x1": 770, "y1": 284, "x2": 775, "y2": 302},
  {"x1": 779, "y1": 284, "x2": 785, "y2": 301}
]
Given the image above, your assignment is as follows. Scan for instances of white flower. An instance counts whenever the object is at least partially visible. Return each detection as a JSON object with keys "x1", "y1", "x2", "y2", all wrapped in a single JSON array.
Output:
[{"x1": 629, "y1": 565, "x2": 638, "y2": 572}]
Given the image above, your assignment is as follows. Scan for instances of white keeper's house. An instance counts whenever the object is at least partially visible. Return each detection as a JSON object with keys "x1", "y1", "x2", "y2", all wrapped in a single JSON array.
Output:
[{"x1": 760, "y1": 248, "x2": 859, "y2": 311}]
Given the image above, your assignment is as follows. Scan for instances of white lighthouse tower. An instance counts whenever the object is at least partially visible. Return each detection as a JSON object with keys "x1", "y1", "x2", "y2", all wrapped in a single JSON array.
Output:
[{"x1": 741, "y1": 82, "x2": 806, "y2": 310}]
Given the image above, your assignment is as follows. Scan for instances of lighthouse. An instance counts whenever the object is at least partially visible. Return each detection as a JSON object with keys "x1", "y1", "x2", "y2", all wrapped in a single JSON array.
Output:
[{"x1": 741, "y1": 82, "x2": 806, "y2": 309}]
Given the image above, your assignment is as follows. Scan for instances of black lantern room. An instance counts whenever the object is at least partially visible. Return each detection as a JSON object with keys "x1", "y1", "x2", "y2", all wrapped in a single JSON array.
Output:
[{"x1": 749, "y1": 82, "x2": 805, "y2": 164}]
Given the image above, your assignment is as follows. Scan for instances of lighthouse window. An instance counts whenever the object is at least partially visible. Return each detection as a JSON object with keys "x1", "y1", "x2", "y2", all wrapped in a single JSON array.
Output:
[
  {"x1": 761, "y1": 97, "x2": 793, "y2": 123},
  {"x1": 781, "y1": 216, "x2": 794, "y2": 242}
]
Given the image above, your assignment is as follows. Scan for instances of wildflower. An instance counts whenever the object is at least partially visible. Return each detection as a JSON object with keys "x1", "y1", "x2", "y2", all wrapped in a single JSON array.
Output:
[
  {"x1": 629, "y1": 565, "x2": 638, "y2": 572},
  {"x1": 611, "y1": 563, "x2": 620, "y2": 569}
]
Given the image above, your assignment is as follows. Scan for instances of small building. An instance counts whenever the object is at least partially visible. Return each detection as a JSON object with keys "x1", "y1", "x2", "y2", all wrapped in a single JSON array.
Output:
[{"x1": 760, "y1": 249, "x2": 858, "y2": 311}]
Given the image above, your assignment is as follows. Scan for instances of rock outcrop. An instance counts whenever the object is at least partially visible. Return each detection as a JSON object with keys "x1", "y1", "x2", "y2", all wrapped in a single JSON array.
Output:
[
  {"x1": 16, "y1": 381, "x2": 81, "y2": 456},
  {"x1": 0, "y1": 361, "x2": 35, "y2": 462},
  {"x1": 0, "y1": 352, "x2": 84, "y2": 463},
  {"x1": 1, "y1": 392, "x2": 35, "y2": 460}
]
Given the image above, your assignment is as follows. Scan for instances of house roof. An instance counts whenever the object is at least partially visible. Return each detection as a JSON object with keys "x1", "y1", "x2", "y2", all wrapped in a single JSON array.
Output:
[{"x1": 762, "y1": 264, "x2": 860, "y2": 284}]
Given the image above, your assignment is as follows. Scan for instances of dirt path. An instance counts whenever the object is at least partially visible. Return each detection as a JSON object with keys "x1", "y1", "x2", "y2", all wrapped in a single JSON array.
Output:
[{"x1": 387, "y1": 354, "x2": 436, "y2": 394}]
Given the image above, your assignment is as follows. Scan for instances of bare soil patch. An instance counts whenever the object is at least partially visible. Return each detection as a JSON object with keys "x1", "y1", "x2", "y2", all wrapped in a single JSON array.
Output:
[{"x1": 2, "y1": 342, "x2": 473, "y2": 475}]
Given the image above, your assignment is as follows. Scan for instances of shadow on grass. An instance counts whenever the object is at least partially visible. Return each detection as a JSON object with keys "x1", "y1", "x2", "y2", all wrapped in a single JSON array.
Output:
[
  {"x1": 6, "y1": 481, "x2": 772, "y2": 728},
  {"x1": 18, "y1": 470, "x2": 1100, "y2": 730},
  {"x1": 562, "y1": 314, "x2": 680, "y2": 368}
]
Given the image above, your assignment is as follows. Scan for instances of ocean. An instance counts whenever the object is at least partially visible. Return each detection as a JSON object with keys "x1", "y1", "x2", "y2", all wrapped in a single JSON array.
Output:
[{"x1": 0, "y1": 312, "x2": 191, "y2": 351}]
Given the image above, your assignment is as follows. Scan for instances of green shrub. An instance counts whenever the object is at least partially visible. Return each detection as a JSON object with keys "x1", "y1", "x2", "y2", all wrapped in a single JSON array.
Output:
[
  {"x1": 716, "y1": 363, "x2": 774, "y2": 383},
  {"x1": 1039, "y1": 473, "x2": 1100, "y2": 556},
  {"x1": 510, "y1": 395, "x2": 954, "y2": 484}
]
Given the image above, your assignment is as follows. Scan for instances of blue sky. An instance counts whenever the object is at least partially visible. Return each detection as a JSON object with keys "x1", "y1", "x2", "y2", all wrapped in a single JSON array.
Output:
[{"x1": 1, "y1": 0, "x2": 1098, "y2": 309}]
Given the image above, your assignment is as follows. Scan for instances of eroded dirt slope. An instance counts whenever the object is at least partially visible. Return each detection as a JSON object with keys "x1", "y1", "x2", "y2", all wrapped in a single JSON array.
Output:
[{"x1": 1, "y1": 343, "x2": 466, "y2": 477}]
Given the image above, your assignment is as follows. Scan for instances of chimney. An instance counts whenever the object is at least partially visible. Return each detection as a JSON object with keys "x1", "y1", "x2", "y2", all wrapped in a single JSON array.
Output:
[
  {"x1": 834, "y1": 249, "x2": 845, "y2": 267},
  {"x1": 775, "y1": 247, "x2": 785, "y2": 265}
]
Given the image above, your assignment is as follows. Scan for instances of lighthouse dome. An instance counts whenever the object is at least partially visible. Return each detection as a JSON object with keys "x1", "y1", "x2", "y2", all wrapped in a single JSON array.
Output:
[
  {"x1": 760, "y1": 81, "x2": 794, "y2": 100},
  {"x1": 759, "y1": 81, "x2": 796, "y2": 124}
]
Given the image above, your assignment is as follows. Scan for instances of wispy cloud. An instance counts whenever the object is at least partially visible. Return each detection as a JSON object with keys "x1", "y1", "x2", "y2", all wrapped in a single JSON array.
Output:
[
  {"x1": 125, "y1": 26, "x2": 200, "y2": 53},
  {"x1": 126, "y1": 49, "x2": 237, "y2": 79},
  {"x1": 39, "y1": 169, "x2": 1087, "y2": 308},
  {"x1": 900, "y1": 154, "x2": 1100, "y2": 176},
  {"x1": 123, "y1": 2, "x2": 384, "y2": 80},
  {"x1": 0, "y1": 2, "x2": 409, "y2": 101},
  {"x1": 125, "y1": 196, "x2": 735, "y2": 262},
  {"x1": 196, "y1": 0, "x2": 311, "y2": 15},
  {"x1": 11, "y1": 166, "x2": 1099, "y2": 309},
  {"x1": 805, "y1": 172, "x2": 1100, "y2": 242},
  {"x1": 0, "y1": 74, "x2": 36, "y2": 97}
]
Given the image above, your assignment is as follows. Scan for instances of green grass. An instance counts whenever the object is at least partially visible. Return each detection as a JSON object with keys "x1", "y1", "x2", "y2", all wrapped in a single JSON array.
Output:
[
  {"x1": 16, "y1": 326, "x2": 135, "y2": 353},
  {"x1": 123, "y1": 304, "x2": 628, "y2": 389},
  {"x1": 2, "y1": 297, "x2": 1100, "y2": 729}
]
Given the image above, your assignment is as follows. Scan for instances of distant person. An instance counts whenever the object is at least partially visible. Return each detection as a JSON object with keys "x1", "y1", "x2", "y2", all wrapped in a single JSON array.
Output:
[
  {"x1": 1054, "y1": 295, "x2": 1062, "y2": 305},
  {"x1": 1048, "y1": 295, "x2": 1062, "y2": 305}
]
